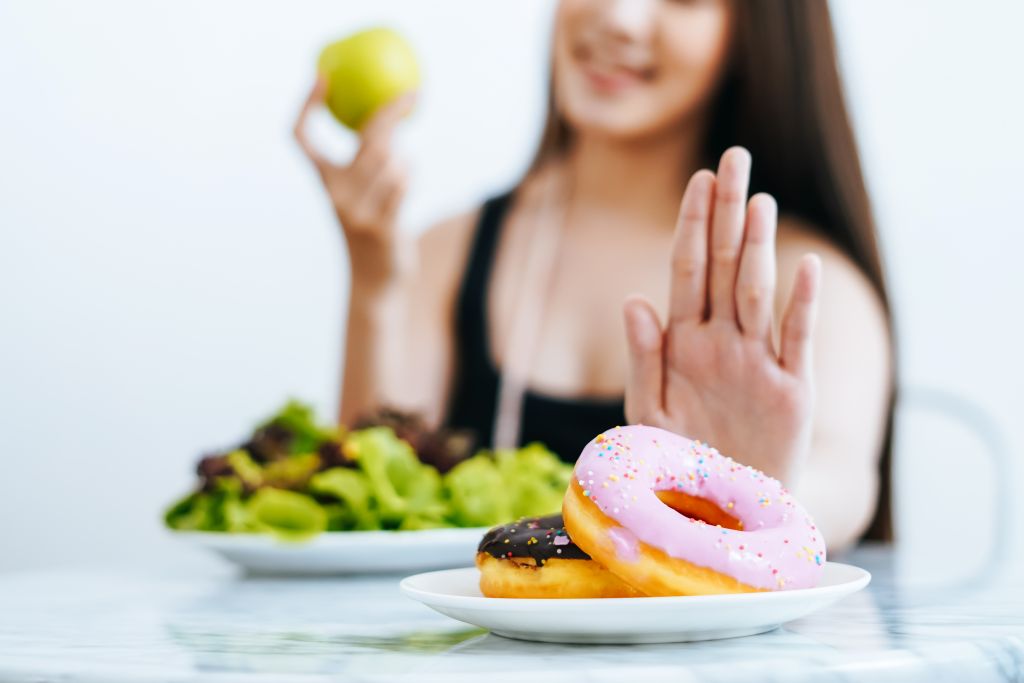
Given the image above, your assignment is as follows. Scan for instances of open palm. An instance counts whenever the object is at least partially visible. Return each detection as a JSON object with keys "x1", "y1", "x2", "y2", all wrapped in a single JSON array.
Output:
[{"x1": 623, "y1": 147, "x2": 821, "y2": 483}]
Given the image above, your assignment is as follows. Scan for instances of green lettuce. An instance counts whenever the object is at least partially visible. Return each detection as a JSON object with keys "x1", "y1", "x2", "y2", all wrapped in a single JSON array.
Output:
[
  {"x1": 443, "y1": 444, "x2": 570, "y2": 527},
  {"x1": 496, "y1": 443, "x2": 571, "y2": 518},
  {"x1": 443, "y1": 454, "x2": 512, "y2": 527},
  {"x1": 309, "y1": 467, "x2": 379, "y2": 530},
  {"x1": 246, "y1": 488, "x2": 326, "y2": 541},
  {"x1": 226, "y1": 450, "x2": 263, "y2": 489},
  {"x1": 346, "y1": 427, "x2": 448, "y2": 527},
  {"x1": 166, "y1": 400, "x2": 577, "y2": 538},
  {"x1": 263, "y1": 452, "x2": 321, "y2": 490},
  {"x1": 261, "y1": 400, "x2": 341, "y2": 455},
  {"x1": 164, "y1": 477, "x2": 255, "y2": 532},
  {"x1": 165, "y1": 491, "x2": 208, "y2": 531}
]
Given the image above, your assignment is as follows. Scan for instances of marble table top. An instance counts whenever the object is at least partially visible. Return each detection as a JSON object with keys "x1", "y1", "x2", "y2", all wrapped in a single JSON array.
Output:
[{"x1": 1, "y1": 544, "x2": 1022, "y2": 683}]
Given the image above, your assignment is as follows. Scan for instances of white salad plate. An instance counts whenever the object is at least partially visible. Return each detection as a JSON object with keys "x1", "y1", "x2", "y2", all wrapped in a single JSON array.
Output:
[
  {"x1": 401, "y1": 561, "x2": 870, "y2": 644},
  {"x1": 174, "y1": 527, "x2": 489, "y2": 575}
]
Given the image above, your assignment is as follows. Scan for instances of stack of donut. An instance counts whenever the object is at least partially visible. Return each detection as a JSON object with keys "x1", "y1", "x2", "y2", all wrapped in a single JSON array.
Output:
[{"x1": 476, "y1": 424, "x2": 826, "y2": 597}]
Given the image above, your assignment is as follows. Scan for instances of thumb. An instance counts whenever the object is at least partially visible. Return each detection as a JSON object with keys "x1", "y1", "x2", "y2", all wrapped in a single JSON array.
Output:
[{"x1": 623, "y1": 295, "x2": 664, "y2": 425}]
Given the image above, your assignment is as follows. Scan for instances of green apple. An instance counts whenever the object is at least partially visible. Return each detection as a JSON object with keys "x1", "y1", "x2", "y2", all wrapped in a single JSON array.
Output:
[{"x1": 318, "y1": 28, "x2": 420, "y2": 131}]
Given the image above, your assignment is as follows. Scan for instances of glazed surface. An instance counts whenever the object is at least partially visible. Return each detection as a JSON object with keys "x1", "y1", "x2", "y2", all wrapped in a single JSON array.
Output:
[
  {"x1": 477, "y1": 514, "x2": 589, "y2": 566},
  {"x1": 572, "y1": 425, "x2": 826, "y2": 590}
]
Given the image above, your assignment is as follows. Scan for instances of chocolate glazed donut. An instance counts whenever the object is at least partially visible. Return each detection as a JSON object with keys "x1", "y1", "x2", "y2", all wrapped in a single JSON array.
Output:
[
  {"x1": 475, "y1": 514, "x2": 644, "y2": 599},
  {"x1": 477, "y1": 514, "x2": 590, "y2": 564}
]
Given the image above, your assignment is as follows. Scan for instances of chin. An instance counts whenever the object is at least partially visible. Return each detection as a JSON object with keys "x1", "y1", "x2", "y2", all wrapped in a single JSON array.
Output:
[{"x1": 560, "y1": 99, "x2": 674, "y2": 142}]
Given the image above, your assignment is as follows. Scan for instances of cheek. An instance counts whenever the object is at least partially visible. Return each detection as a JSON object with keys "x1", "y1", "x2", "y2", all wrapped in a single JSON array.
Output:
[
  {"x1": 552, "y1": 0, "x2": 586, "y2": 75},
  {"x1": 649, "y1": 16, "x2": 732, "y2": 123},
  {"x1": 551, "y1": 23, "x2": 594, "y2": 124}
]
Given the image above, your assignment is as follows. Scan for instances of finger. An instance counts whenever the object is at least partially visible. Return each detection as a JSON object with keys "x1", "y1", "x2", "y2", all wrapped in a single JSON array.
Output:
[
  {"x1": 735, "y1": 193, "x2": 778, "y2": 341},
  {"x1": 708, "y1": 146, "x2": 752, "y2": 323},
  {"x1": 780, "y1": 254, "x2": 822, "y2": 375},
  {"x1": 293, "y1": 77, "x2": 330, "y2": 169},
  {"x1": 623, "y1": 295, "x2": 665, "y2": 424},
  {"x1": 356, "y1": 90, "x2": 417, "y2": 160},
  {"x1": 668, "y1": 169, "x2": 715, "y2": 324}
]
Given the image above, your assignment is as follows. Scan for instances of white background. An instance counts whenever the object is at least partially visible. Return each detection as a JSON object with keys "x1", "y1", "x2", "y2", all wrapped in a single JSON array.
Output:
[{"x1": 1, "y1": 1, "x2": 1021, "y2": 574}]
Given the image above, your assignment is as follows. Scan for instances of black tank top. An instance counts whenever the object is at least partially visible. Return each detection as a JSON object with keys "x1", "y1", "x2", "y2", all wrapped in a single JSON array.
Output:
[{"x1": 445, "y1": 191, "x2": 627, "y2": 463}]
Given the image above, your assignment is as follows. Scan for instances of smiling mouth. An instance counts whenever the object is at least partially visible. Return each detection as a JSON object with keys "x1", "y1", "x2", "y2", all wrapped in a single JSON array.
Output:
[{"x1": 573, "y1": 43, "x2": 656, "y2": 92}]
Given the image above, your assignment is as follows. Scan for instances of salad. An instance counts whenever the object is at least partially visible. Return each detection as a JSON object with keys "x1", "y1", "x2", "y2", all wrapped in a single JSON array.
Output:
[{"x1": 165, "y1": 402, "x2": 572, "y2": 540}]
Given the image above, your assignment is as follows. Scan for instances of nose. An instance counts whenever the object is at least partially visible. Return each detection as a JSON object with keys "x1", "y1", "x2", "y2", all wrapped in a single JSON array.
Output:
[{"x1": 600, "y1": 0, "x2": 657, "y2": 42}]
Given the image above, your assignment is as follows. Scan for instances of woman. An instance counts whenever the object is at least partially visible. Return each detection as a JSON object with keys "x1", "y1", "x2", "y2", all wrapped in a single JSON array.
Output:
[{"x1": 294, "y1": 0, "x2": 893, "y2": 551}]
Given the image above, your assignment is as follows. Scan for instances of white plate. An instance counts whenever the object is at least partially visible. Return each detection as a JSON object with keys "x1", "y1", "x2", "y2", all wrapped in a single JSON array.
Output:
[
  {"x1": 174, "y1": 528, "x2": 488, "y2": 575},
  {"x1": 401, "y1": 562, "x2": 870, "y2": 644}
]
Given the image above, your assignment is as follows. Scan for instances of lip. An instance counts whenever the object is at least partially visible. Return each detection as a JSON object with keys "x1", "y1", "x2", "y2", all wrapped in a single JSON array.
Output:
[
  {"x1": 581, "y1": 62, "x2": 645, "y2": 93},
  {"x1": 573, "y1": 45, "x2": 653, "y2": 94}
]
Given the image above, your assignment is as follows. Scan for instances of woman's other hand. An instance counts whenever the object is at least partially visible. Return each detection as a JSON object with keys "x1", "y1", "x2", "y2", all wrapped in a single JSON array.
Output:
[
  {"x1": 622, "y1": 147, "x2": 821, "y2": 483},
  {"x1": 293, "y1": 78, "x2": 415, "y2": 288}
]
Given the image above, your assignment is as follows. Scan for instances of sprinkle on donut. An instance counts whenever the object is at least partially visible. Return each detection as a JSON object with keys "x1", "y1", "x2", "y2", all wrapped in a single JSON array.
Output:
[{"x1": 570, "y1": 425, "x2": 826, "y2": 591}]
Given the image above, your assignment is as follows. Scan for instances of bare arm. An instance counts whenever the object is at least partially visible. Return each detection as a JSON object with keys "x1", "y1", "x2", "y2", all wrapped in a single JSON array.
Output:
[
  {"x1": 339, "y1": 255, "x2": 410, "y2": 424},
  {"x1": 777, "y1": 230, "x2": 892, "y2": 550},
  {"x1": 337, "y1": 212, "x2": 476, "y2": 427}
]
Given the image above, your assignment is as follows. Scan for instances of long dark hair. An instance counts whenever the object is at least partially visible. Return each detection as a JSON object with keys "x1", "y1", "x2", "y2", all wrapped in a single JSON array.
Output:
[{"x1": 529, "y1": 1, "x2": 896, "y2": 541}]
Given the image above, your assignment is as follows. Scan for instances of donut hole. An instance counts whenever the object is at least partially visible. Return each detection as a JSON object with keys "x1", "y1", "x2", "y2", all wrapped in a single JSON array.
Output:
[{"x1": 655, "y1": 490, "x2": 744, "y2": 531}]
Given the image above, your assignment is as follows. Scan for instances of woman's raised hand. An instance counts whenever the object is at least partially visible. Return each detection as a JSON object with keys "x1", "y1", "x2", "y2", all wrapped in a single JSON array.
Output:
[
  {"x1": 623, "y1": 147, "x2": 822, "y2": 482},
  {"x1": 293, "y1": 78, "x2": 415, "y2": 285}
]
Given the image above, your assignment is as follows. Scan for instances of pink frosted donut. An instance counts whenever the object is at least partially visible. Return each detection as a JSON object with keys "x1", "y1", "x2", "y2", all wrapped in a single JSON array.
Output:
[{"x1": 561, "y1": 425, "x2": 825, "y2": 595}]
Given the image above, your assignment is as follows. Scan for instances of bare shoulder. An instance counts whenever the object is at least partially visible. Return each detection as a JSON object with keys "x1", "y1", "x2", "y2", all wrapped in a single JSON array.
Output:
[
  {"x1": 776, "y1": 216, "x2": 889, "y2": 332},
  {"x1": 776, "y1": 216, "x2": 893, "y2": 422},
  {"x1": 418, "y1": 208, "x2": 479, "y2": 263}
]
